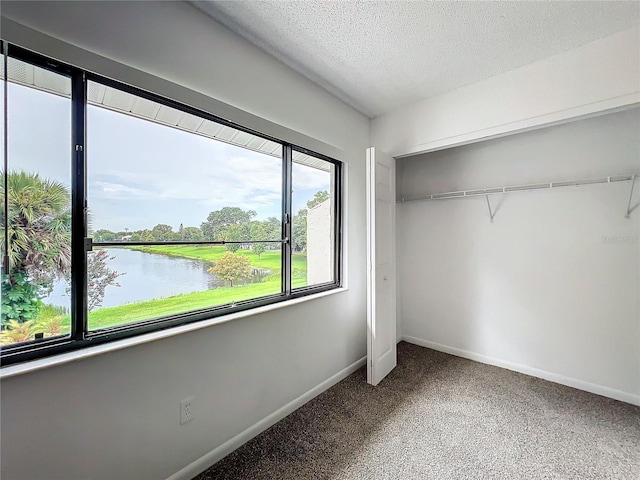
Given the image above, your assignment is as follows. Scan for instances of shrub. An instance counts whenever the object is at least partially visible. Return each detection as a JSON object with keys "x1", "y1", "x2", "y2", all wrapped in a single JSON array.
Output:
[
  {"x1": 1, "y1": 272, "x2": 42, "y2": 324},
  {"x1": 0, "y1": 319, "x2": 41, "y2": 345},
  {"x1": 38, "y1": 315, "x2": 66, "y2": 337},
  {"x1": 208, "y1": 252, "x2": 251, "y2": 287}
]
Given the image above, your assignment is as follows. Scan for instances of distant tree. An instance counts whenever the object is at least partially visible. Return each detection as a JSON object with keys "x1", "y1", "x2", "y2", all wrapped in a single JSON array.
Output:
[
  {"x1": 252, "y1": 242, "x2": 266, "y2": 259},
  {"x1": 150, "y1": 223, "x2": 175, "y2": 241},
  {"x1": 292, "y1": 208, "x2": 307, "y2": 252},
  {"x1": 263, "y1": 216, "x2": 281, "y2": 245},
  {"x1": 208, "y1": 252, "x2": 251, "y2": 287},
  {"x1": 182, "y1": 226, "x2": 203, "y2": 241},
  {"x1": 201, "y1": 207, "x2": 256, "y2": 241},
  {"x1": 131, "y1": 229, "x2": 154, "y2": 242},
  {"x1": 307, "y1": 190, "x2": 329, "y2": 209},
  {"x1": 250, "y1": 222, "x2": 267, "y2": 259},
  {"x1": 95, "y1": 229, "x2": 117, "y2": 242},
  {"x1": 222, "y1": 224, "x2": 245, "y2": 253}
]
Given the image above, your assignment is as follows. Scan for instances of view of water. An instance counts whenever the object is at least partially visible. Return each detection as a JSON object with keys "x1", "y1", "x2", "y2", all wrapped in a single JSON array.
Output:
[{"x1": 44, "y1": 248, "x2": 269, "y2": 310}]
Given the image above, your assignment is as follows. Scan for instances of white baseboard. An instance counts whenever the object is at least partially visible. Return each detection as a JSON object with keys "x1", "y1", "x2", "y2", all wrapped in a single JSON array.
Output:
[
  {"x1": 401, "y1": 335, "x2": 640, "y2": 407},
  {"x1": 168, "y1": 355, "x2": 367, "y2": 480}
]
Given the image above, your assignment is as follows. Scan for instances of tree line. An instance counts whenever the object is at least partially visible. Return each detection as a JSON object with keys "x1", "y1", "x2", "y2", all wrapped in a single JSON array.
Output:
[{"x1": 94, "y1": 190, "x2": 330, "y2": 256}]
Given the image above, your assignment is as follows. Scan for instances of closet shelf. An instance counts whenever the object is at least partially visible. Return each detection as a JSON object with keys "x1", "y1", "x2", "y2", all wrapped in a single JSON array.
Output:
[{"x1": 399, "y1": 174, "x2": 638, "y2": 203}]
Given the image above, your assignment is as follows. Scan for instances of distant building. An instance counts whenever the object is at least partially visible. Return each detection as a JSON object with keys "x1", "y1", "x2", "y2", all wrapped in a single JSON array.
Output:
[{"x1": 307, "y1": 199, "x2": 333, "y2": 284}]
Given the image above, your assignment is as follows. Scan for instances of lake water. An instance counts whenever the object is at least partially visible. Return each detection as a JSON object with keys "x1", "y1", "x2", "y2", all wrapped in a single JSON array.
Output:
[{"x1": 44, "y1": 248, "x2": 269, "y2": 310}]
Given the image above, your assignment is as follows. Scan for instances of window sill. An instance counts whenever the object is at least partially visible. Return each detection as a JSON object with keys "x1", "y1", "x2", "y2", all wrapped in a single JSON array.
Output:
[{"x1": 0, "y1": 287, "x2": 348, "y2": 380}]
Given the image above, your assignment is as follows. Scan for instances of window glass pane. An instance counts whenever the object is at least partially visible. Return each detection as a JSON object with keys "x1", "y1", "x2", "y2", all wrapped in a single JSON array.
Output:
[
  {"x1": 1, "y1": 57, "x2": 72, "y2": 347},
  {"x1": 292, "y1": 151, "x2": 336, "y2": 288},
  {"x1": 86, "y1": 81, "x2": 283, "y2": 330}
]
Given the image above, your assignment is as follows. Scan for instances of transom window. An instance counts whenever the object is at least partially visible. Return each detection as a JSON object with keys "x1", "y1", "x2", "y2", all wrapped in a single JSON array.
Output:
[{"x1": 0, "y1": 42, "x2": 342, "y2": 365}]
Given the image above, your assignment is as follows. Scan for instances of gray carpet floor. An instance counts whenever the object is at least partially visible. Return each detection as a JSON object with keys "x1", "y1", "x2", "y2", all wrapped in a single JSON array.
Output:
[{"x1": 194, "y1": 342, "x2": 640, "y2": 479}]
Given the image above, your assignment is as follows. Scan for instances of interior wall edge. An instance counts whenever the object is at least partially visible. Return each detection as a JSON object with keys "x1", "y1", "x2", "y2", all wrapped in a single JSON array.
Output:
[
  {"x1": 401, "y1": 335, "x2": 640, "y2": 407},
  {"x1": 167, "y1": 355, "x2": 367, "y2": 480}
]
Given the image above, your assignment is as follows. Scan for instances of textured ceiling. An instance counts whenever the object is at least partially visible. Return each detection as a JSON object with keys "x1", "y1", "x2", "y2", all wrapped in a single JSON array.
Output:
[{"x1": 191, "y1": 1, "x2": 639, "y2": 118}]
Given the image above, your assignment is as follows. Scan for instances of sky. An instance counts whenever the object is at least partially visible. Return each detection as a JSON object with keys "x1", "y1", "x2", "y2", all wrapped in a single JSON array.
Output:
[{"x1": 7, "y1": 81, "x2": 330, "y2": 232}]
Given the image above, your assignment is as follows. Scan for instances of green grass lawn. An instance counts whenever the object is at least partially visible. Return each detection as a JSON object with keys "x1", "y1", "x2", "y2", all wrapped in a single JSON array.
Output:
[
  {"x1": 38, "y1": 246, "x2": 310, "y2": 332},
  {"x1": 89, "y1": 279, "x2": 277, "y2": 328},
  {"x1": 87, "y1": 275, "x2": 309, "y2": 330}
]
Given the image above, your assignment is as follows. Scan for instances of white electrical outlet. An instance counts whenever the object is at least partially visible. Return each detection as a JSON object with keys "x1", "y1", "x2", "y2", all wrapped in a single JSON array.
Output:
[{"x1": 180, "y1": 397, "x2": 194, "y2": 425}]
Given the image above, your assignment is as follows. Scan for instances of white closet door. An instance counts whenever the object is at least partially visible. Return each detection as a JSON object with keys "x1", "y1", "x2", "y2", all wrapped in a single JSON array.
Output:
[{"x1": 366, "y1": 147, "x2": 397, "y2": 386}]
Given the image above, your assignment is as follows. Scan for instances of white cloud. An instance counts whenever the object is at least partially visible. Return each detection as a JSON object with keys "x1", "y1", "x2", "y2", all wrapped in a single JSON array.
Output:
[
  {"x1": 93, "y1": 181, "x2": 156, "y2": 199},
  {"x1": 293, "y1": 163, "x2": 331, "y2": 190},
  {"x1": 90, "y1": 153, "x2": 285, "y2": 211}
]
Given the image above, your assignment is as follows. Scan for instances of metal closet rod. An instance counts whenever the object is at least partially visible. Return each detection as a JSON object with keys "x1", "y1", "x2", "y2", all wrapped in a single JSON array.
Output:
[{"x1": 399, "y1": 174, "x2": 638, "y2": 203}]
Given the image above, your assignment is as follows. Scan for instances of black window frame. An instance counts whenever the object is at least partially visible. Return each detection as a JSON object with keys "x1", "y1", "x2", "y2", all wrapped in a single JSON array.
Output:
[{"x1": 0, "y1": 42, "x2": 343, "y2": 366}]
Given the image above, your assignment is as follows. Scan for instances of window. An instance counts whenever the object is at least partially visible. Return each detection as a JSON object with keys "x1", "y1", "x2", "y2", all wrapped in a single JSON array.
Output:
[
  {"x1": 292, "y1": 150, "x2": 338, "y2": 287},
  {"x1": 1, "y1": 53, "x2": 73, "y2": 347},
  {"x1": 0, "y1": 43, "x2": 342, "y2": 365},
  {"x1": 85, "y1": 80, "x2": 285, "y2": 331}
]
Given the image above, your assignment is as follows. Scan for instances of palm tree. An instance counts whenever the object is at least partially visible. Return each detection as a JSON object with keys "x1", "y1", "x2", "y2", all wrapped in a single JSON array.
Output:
[{"x1": 1, "y1": 171, "x2": 71, "y2": 321}]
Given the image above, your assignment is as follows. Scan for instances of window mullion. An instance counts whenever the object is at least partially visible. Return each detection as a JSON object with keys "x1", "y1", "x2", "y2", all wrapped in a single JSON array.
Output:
[
  {"x1": 334, "y1": 162, "x2": 343, "y2": 286},
  {"x1": 70, "y1": 70, "x2": 87, "y2": 340},
  {"x1": 2, "y1": 41, "x2": 9, "y2": 276},
  {"x1": 282, "y1": 145, "x2": 293, "y2": 295}
]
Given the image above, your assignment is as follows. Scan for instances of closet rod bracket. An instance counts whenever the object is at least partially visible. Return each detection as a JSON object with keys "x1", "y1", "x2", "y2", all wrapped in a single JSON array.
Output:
[
  {"x1": 485, "y1": 194, "x2": 496, "y2": 223},
  {"x1": 626, "y1": 175, "x2": 636, "y2": 219}
]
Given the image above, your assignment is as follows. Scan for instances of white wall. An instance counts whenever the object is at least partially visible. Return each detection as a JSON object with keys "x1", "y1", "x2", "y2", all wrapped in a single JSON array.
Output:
[
  {"x1": 397, "y1": 108, "x2": 640, "y2": 405},
  {"x1": 372, "y1": 27, "x2": 640, "y2": 158},
  {"x1": 0, "y1": 2, "x2": 369, "y2": 479}
]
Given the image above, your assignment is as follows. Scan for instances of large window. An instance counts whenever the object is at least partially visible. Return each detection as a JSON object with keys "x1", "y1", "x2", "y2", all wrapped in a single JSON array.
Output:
[
  {"x1": 292, "y1": 150, "x2": 338, "y2": 287},
  {"x1": 0, "y1": 43, "x2": 342, "y2": 365}
]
